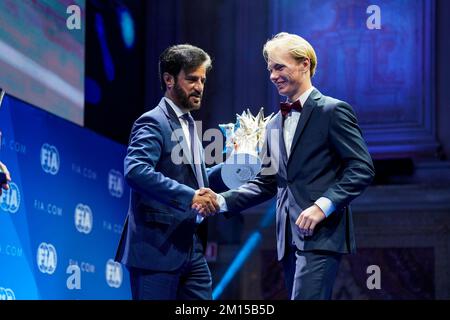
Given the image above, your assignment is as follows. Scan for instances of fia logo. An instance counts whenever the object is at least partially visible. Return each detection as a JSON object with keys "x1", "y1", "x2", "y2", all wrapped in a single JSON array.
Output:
[
  {"x1": 0, "y1": 287, "x2": 16, "y2": 300},
  {"x1": 0, "y1": 182, "x2": 20, "y2": 214},
  {"x1": 36, "y1": 242, "x2": 57, "y2": 275},
  {"x1": 74, "y1": 204, "x2": 93, "y2": 234},
  {"x1": 108, "y1": 170, "x2": 124, "y2": 198},
  {"x1": 41, "y1": 143, "x2": 60, "y2": 175},
  {"x1": 105, "y1": 259, "x2": 122, "y2": 288}
]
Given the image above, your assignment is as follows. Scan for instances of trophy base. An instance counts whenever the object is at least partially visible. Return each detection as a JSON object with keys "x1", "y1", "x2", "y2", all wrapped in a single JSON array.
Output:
[{"x1": 221, "y1": 153, "x2": 261, "y2": 189}]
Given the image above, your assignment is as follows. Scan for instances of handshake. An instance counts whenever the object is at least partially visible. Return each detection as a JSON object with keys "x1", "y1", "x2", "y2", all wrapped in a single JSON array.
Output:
[{"x1": 191, "y1": 188, "x2": 220, "y2": 218}]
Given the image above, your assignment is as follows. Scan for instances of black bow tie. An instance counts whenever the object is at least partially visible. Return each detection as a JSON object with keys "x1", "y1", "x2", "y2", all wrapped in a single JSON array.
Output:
[{"x1": 280, "y1": 100, "x2": 302, "y2": 117}]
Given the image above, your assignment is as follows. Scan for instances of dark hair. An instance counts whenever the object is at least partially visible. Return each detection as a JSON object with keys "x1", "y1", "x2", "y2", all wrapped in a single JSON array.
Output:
[{"x1": 159, "y1": 44, "x2": 212, "y2": 91}]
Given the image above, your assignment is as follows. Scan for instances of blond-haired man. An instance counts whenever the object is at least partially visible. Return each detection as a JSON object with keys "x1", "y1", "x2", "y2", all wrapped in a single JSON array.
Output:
[{"x1": 216, "y1": 32, "x2": 375, "y2": 299}]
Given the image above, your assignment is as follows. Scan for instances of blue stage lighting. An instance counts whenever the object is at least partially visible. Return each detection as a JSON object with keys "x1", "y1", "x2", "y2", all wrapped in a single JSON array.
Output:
[
  {"x1": 95, "y1": 14, "x2": 115, "y2": 82},
  {"x1": 212, "y1": 232, "x2": 262, "y2": 300},
  {"x1": 118, "y1": 7, "x2": 135, "y2": 49},
  {"x1": 85, "y1": 77, "x2": 101, "y2": 104},
  {"x1": 212, "y1": 201, "x2": 276, "y2": 300}
]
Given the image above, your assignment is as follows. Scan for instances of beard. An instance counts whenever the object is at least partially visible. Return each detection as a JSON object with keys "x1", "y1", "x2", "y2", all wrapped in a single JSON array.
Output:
[{"x1": 173, "y1": 82, "x2": 202, "y2": 111}]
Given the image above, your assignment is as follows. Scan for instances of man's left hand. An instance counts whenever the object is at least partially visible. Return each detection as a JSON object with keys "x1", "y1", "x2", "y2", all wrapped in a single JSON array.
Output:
[{"x1": 295, "y1": 204, "x2": 326, "y2": 236}]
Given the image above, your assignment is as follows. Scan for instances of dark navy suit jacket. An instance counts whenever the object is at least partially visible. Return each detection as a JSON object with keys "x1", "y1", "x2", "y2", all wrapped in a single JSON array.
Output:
[
  {"x1": 115, "y1": 98, "x2": 222, "y2": 272},
  {"x1": 222, "y1": 89, "x2": 375, "y2": 260}
]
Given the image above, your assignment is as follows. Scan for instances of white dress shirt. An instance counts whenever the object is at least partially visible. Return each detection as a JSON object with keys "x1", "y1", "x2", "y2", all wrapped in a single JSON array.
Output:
[
  {"x1": 283, "y1": 86, "x2": 314, "y2": 156},
  {"x1": 164, "y1": 97, "x2": 192, "y2": 152},
  {"x1": 164, "y1": 97, "x2": 204, "y2": 223}
]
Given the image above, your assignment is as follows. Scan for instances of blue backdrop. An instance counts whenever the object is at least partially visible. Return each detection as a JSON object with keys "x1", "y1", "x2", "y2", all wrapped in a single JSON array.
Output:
[{"x1": 0, "y1": 93, "x2": 131, "y2": 299}]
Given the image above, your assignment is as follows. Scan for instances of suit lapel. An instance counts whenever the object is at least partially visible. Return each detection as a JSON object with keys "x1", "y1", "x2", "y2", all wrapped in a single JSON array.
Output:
[
  {"x1": 199, "y1": 145, "x2": 209, "y2": 187},
  {"x1": 287, "y1": 89, "x2": 322, "y2": 165},
  {"x1": 159, "y1": 99, "x2": 197, "y2": 177},
  {"x1": 190, "y1": 117, "x2": 208, "y2": 186},
  {"x1": 275, "y1": 112, "x2": 288, "y2": 168}
]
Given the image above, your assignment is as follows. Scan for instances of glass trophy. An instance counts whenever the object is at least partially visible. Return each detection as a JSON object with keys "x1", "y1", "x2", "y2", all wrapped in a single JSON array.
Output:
[{"x1": 219, "y1": 108, "x2": 273, "y2": 189}]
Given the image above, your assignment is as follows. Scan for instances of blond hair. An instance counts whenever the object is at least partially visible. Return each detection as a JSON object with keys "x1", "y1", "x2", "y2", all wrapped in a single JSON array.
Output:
[{"x1": 263, "y1": 32, "x2": 317, "y2": 78}]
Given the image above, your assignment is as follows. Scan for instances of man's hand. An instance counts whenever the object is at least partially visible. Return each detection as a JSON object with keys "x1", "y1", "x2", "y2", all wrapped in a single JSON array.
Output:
[
  {"x1": 192, "y1": 188, "x2": 219, "y2": 217},
  {"x1": 295, "y1": 204, "x2": 326, "y2": 236},
  {"x1": 0, "y1": 161, "x2": 11, "y2": 196}
]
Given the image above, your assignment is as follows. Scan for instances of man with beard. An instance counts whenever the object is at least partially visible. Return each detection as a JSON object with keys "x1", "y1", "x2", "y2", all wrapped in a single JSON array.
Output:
[{"x1": 115, "y1": 44, "x2": 221, "y2": 300}]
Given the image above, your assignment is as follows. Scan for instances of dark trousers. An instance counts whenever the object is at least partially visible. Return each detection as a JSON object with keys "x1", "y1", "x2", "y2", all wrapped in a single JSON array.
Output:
[
  {"x1": 127, "y1": 233, "x2": 212, "y2": 300},
  {"x1": 282, "y1": 218, "x2": 342, "y2": 300}
]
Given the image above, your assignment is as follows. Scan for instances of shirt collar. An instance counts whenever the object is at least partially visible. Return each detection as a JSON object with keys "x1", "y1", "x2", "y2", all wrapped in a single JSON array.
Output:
[
  {"x1": 287, "y1": 86, "x2": 315, "y2": 106},
  {"x1": 163, "y1": 97, "x2": 190, "y2": 119}
]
